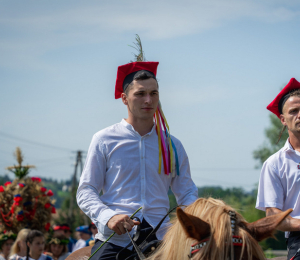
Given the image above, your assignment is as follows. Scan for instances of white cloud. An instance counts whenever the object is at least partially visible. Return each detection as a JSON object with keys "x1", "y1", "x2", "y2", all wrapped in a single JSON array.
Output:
[{"x1": 0, "y1": 0, "x2": 299, "y2": 70}]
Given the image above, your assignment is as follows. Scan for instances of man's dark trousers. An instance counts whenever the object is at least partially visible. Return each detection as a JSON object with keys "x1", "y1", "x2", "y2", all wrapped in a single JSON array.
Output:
[
  {"x1": 90, "y1": 219, "x2": 156, "y2": 260},
  {"x1": 287, "y1": 231, "x2": 300, "y2": 260}
]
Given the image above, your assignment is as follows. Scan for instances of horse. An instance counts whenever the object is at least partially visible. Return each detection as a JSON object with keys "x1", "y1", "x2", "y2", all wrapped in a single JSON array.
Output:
[
  {"x1": 146, "y1": 198, "x2": 292, "y2": 260},
  {"x1": 66, "y1": 198, "x2": 292, "y2": 260}
]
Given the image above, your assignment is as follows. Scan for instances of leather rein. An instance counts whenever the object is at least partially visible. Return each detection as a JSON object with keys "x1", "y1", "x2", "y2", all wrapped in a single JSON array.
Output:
[
  {"x1": 119, "y1": 205, "x2": 184, "y2": 260},
  {"x1": 124, "y1": 209, "x2": 244, "y2": 260},
  {"x1": 188, "y1": 211, "x2": 243, "y2": 259}
]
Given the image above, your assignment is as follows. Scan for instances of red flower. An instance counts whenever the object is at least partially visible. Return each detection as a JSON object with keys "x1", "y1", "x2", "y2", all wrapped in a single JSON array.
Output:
[
  {"x1": 44, "y1": 203, "x2": 51, "y2": 209},
  {"x1": 17, "y1": 215, "x2": 24, "y2": 221},
  {"x1": 0, "y1": 186, "x2": 4, "y2": 192},
  {"x1": 31, "y1": 177, "x2": 41, "y2": 182},
  {"x1": 18, "y1": 183, "x2": 25, "y2": 188},
  {"x1": 40, "y1": 187, "x2": 47, "y2": 192},
  {"x1": 51, "y1": 207, "x2": 56, "y2": 214},
  {"x1": 45, "y1": 223, "x2": 50, "y2": 231},
  {"x1": 14, "y1": 197, "x2": 23, "y2": 203},
  {"x1": 4, "y1": 182, "x2": 11, "y2": 187},
  {"x1": 46, "y1": 190, "x2": 54, "y2": 196}
]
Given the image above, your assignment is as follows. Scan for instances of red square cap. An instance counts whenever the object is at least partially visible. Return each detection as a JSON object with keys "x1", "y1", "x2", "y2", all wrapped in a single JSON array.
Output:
[
  {"x1": 115, "y1": 61, "x2": 159, "y2": 99},
  {"x1": 267, "y1": 78, "x2": 300, "y2": 118},
  {"x1": 53, "y1": 224, "x2": 71, "y2": 231}
]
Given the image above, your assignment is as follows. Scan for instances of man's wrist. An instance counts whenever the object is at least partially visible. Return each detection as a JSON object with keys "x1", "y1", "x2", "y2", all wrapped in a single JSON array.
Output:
[
  {"x1": 97, "y1": 208, "x2": 117, "y2": 233},
  {"x1": 106, "y1": 214, "x2": 119, "y2": 226}
]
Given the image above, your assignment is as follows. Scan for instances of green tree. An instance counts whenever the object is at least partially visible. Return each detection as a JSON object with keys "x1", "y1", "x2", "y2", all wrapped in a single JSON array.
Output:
[
  {"x1": 253, "y1": 114, "x2": 288, "y2": 166},
  {"x1": 0, "y1": 174, "x2": 12, "y2": 185},
  {"x1": 253, "y1": 111, "x2": 289, "y2": 250}
]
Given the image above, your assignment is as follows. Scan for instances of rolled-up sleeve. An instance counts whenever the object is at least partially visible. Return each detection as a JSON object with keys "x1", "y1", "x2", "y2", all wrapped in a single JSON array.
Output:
[
  {"x1": 170, "y1": 141, "x2": 198, "y2": 206},
  {"x1": 76, "y1": 135, "x2": 117, "y2": 234},
  {"x1": 256, "y1": 160, "x2": 284, "y2": 211}
]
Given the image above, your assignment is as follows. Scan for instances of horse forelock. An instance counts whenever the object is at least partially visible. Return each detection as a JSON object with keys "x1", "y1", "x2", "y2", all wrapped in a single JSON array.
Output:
[{"x1": 146, "y1": 198, "x2": 265, "y2": 260}]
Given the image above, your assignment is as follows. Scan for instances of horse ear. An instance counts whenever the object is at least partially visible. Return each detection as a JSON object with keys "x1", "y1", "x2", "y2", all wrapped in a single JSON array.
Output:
[
  {"x1": 245, "y1": 208, "x2": 292, "y2": 241},
  {"x1": 176, "y1": 207, "x2": 211, "y2": 241}
]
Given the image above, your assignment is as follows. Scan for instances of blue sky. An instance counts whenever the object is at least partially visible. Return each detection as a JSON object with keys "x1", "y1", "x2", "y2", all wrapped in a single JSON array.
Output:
[{"x1": 1, "y1": 0, "x2": 300, "y2": 190}]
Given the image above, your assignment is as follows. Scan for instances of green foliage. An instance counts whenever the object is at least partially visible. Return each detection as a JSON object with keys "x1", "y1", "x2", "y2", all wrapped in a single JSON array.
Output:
[
  {"x1": 0, "y1": 175, "x2": 12, "y2": 185},
  {"x1": 253, "y1": 114, "x2": 288, "y2": 166},
  {"x1": 7, "y1": 166, "x2": 30, "y2": 179},
  {"x1": 42, "y1": 180, "x2": 68, "y2": 208},
  {"x1": 264, "y1": 249, "x2": 277, "y2": 258}
]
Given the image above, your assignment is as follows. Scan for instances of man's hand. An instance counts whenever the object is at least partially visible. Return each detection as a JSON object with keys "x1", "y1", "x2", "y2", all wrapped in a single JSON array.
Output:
[{"x1": 107, "y1": 214, "x2": 140, "y2": 235}]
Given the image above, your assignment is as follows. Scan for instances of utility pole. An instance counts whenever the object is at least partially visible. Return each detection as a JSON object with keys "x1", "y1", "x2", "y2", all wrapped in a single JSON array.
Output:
[{"x1": 68, "y1": 150, "x2": 89, "y2": 226}]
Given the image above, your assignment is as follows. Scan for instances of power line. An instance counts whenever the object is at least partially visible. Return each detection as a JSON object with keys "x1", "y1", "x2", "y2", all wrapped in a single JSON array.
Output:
[
  {"x1": 33, "y1": 156, "x2": 71, "y2": 163},
  {"x1": 0, "y1": 131, "x2": 72, "y2": 152}
]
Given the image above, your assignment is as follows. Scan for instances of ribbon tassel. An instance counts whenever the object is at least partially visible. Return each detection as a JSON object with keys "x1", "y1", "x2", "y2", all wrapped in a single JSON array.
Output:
[{"x1": 154, "y1": 102, "x2": 180, "y2": 176}]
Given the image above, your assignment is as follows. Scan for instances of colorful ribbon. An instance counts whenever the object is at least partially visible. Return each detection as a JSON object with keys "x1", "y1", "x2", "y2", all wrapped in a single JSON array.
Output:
[{"x1": 154, "y1": 102, "x2": 180, "y2": 176}]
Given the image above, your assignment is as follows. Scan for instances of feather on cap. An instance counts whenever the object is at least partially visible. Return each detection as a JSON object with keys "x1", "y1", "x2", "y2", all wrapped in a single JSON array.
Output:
[{"x1": 114, "y1": 34, "x2": 159, "y2": 99}]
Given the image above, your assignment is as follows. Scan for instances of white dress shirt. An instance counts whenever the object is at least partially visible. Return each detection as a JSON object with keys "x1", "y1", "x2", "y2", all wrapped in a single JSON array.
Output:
[
  {"x1": 77, "y1": 119, "x2": 198, "y2": 247},
  {"x1": 256, "y1": 139, "x2": 300, "y2": 236}
]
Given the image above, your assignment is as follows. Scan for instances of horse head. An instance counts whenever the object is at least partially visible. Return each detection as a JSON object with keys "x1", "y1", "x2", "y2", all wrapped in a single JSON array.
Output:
[
  {"x1": 146, "y1": 198, "x2": 292, "y2": 260},
  {"x1": 176, "y1": 200, "x2": 292, "y2": 260}
]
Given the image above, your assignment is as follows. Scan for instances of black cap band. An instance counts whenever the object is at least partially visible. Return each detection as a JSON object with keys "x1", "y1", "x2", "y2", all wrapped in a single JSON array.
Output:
[
  {"x1": 123, "y1": 70, "x2": 156, "y2": 92},
  {"x1": 278, "y1": 89, "x2": 298, "y2": 115}
]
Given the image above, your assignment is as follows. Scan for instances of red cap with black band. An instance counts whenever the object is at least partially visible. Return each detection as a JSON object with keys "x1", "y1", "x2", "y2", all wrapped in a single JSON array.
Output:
[
  {"x1": 114, "y1": 61, "x2": 159, "y2": 99},
  {"x1": 267, "y1": 78, "x2": 300, "y2": 118}
]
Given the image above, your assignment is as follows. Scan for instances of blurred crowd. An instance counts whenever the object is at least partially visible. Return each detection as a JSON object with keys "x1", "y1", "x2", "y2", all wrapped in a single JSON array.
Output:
[{"x1": 0, "y1": 223, "x2": 98, "y2": 260}]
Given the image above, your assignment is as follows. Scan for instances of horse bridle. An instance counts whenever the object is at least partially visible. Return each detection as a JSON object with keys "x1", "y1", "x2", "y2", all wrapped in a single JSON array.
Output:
[
  {"x1": 188, "y1": 210, "x2": 243, "y2": 259},
  {"x1": 122, "y1": 209, "x2": 244, "y2": 260}
]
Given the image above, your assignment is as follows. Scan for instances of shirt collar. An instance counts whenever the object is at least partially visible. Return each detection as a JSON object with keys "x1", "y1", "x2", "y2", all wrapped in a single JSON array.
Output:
[
  {"x1": 120, "y1": 119, "x2": 156, "y2": 136},
  {"x1": 283, "y1": 138, "x2": 294, "y2": 152}
]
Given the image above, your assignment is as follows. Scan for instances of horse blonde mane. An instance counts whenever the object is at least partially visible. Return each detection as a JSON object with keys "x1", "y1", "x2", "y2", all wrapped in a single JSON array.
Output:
[{"x1": 147, "y1": 198, "x2": 266, "y2": 260}]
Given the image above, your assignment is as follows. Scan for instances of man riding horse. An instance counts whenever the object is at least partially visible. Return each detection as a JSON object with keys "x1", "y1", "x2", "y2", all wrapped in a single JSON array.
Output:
[
  {"x1": 76, "y1": 37, "x2": 198, "y2": 260},
  {"x1": 256, "y1": 78, "x2": 300, "y2": 260}
]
